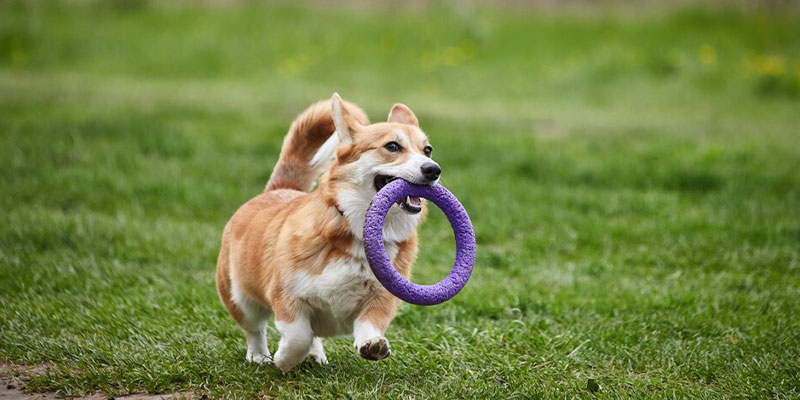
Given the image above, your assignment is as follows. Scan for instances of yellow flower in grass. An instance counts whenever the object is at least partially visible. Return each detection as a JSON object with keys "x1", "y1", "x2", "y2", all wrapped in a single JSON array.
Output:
[
  {"x1": 441, "y1": 46, "x2": 466, "y2": 67},
  {"x1": 276, "y1": 58, "x2": 300, "y2": 76},
  {"x1": 699, "y1": 45, "x2": 717, "y2": 65},
  {"x1": 419, "y1": 40, "x2": 477, "y2": 71},
  {"x1": 745, "y1": 55, "x2": 785, "y2": 76},
  {"x1": 276, "y1": 54, "x2": 310, "y2": 77}
]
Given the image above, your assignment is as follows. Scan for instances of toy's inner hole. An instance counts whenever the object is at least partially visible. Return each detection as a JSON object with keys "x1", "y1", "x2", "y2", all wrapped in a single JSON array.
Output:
[{"x1": 413, "y1": 201, "x2": 456, "y2": 285}]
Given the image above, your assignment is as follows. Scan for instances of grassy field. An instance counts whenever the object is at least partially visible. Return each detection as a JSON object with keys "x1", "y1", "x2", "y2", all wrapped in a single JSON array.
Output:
[{"x1": 1, "y1": 1, "x2": 799, "y2": 398}]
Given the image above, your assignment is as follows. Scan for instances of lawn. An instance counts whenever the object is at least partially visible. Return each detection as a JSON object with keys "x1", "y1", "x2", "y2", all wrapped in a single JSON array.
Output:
[{"x1": 1, "y1": 1, "x2": 799, "y2": 398}]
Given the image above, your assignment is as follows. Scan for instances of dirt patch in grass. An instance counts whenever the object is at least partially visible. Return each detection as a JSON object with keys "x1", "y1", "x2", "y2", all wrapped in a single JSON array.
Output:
[{"x1": 0, "y1": 363, "x2": 192, "y2": 400}]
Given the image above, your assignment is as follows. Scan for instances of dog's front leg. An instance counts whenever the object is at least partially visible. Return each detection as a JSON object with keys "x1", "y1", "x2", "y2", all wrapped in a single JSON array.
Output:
[
  {"x1": 352, "y1": 292, "x2": 399, "y2": 361},
  {"x1": 273, "y1": 316, "x2": 313, "y2": 372}
]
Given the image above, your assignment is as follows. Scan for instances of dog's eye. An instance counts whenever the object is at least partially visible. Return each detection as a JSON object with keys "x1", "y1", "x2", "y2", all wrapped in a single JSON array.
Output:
[
  {"x1": 384, "y1": 141, "x2": 402, "y2": 152},
  {"x1": 423, "y1": 146, "x2": 433, "y2": 157}
]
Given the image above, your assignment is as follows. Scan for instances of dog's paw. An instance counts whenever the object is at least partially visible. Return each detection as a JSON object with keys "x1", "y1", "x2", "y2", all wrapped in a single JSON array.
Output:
[
  {"x1": 356, "y1": 336, "x2": 391, "y2": 361},
  {"x1": 274, "y1": 352, "x2": 301, "y2": 372},
  {"x1": 246, "y1": 350, "x2": 273, "y2": 364},
  {"x1": 307, "y1": 351, "x2": 329, "y2": 366}
]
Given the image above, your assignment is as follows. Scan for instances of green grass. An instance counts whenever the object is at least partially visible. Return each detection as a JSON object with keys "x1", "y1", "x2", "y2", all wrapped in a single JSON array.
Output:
[{"x1": 2, "y1": 1, "x2": 800, "y2": 398}]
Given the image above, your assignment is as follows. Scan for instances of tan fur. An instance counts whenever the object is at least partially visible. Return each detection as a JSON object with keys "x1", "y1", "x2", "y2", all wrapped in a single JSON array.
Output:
[
  {"x1": 265, "y1": 99, "x2": 368, "y2": 192},
  {"x1": 332, "y1": 123, "x2": 431, "y2": 166},
  {"x1": 216, "y1": 94, "x2": 435, "y2": 368}
]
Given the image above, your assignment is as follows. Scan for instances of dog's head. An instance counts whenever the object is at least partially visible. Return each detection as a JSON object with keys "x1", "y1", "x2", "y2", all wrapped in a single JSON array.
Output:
[{"x1": 325, "y1": 93, "x2": 440, "y2": 241}]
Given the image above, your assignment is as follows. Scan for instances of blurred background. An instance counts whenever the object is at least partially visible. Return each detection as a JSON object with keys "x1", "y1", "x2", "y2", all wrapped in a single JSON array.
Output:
[{"x1": 1, "y1": 0, "x2": 799, "y2": 398}]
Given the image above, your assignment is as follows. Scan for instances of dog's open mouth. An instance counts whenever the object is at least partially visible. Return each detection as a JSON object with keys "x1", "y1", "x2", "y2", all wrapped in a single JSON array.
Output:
[{"x1": 374, "y1": 175, "x2": 423, "y2": 214}]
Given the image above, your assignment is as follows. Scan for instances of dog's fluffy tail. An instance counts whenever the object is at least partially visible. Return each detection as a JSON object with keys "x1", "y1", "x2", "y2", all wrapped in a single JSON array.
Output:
[{"x1": 265, "y1": 98, "x2": 368, "y2": 192}]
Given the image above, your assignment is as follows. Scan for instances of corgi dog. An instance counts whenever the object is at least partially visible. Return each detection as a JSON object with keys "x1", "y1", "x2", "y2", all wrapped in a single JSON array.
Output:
[{"x1": 215, "y1": 93, "x2": 441, "y2": 371}]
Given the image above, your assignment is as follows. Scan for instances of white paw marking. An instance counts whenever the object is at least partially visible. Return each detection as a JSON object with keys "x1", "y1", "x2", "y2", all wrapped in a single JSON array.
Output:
[
  {"x1": 246, "y1": 350, "x2": 272, "y2": 364},
  {"x1": 308, "y1": 351, "x2": 329, "y2": 365}
]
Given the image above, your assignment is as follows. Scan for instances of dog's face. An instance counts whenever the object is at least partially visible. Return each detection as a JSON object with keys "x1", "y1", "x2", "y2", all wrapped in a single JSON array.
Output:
[
  {"x1": 327, "y1": 95, "x2": 439, "y2": 241},
  {"x1": 336, "y1": 122, "x2": 439, "y2": 214}
]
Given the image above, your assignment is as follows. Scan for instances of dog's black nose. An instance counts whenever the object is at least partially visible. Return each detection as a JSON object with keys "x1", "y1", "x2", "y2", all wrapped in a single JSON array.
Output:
[{"x1": 421, "y1": 162, "x2": 441, "y2": 181}]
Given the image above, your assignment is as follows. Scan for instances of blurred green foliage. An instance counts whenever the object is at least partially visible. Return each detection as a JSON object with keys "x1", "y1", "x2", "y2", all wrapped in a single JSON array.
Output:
[{"x1": 1, "y1": 1, "x2": 799, "y2": 399}]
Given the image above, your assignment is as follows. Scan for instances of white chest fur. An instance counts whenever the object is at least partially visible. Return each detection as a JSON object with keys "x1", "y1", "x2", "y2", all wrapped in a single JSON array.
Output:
[{"x1": 289, "y1": 242, "x2": 399, "y2": 337}]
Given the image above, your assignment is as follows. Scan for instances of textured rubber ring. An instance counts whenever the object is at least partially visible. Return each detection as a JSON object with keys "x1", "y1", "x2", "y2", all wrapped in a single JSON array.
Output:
[{"x1": 363, "y1": 179, "x2": 476, "y2": 305}]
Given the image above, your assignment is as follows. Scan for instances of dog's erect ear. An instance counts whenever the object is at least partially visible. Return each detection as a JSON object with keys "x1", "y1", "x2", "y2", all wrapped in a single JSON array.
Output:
[
  {"x1": 331, "y1": 92, "x2": 361, "y2": 145},
  {"x1": 387, "y1": 103, "x2": 418, "y2": 126}
]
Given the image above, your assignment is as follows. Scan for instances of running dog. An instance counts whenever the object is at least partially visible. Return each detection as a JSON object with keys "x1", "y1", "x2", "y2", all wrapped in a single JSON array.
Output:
[{"x1": 216, "y1": 93, "x2": 440, "y2": 371}]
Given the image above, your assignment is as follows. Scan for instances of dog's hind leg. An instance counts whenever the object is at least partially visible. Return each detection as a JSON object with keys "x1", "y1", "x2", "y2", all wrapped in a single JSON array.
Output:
[
  {"x1": 273, "y1": 315, "x2": 314, "y2": 372},
  {"x1": 234, "y1": 290, "x2": 273, "y2": 364},
  {"x1": 217, "y1": 243, "x2": 271, "y2": 364},
  {"x1": 242, "y1": 310, "x2": 271, "y2": 364}
]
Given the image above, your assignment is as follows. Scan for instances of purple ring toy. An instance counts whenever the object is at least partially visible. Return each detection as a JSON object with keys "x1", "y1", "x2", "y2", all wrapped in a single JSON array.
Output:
[{"x1": 363, "y1": 179, "x2": 476, "y2": 305}]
